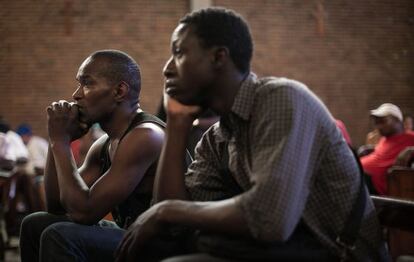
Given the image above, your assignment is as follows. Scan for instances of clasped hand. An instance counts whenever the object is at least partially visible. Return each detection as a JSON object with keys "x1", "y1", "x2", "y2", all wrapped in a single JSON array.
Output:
[{"x1": 46, "y1": 100, "x2": 89, "y2": 142}]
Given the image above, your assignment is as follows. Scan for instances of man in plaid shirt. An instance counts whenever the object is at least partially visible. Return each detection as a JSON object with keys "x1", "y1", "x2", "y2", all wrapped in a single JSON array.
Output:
[{"x1": 116, "y1": 7, "x2": 389, "y2": 262}]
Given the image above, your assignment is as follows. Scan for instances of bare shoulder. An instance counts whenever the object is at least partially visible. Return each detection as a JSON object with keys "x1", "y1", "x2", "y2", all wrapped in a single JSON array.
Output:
[
  {"x1": 117, "y1": 122, "x2": 165, "y2": 156},
  {"x1": 132, "y1": 122, "x2": 165, "y2": 142},
  {"x1": 136, "y1": 122, "x2": 165, "y2": 135}
]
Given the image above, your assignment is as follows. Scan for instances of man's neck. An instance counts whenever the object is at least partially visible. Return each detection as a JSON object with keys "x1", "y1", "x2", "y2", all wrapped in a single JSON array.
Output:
[
  {"x1": 100, "y1": 106, "x2": 139, "y2": 139},
  {"x1": 209, "y1": 71, "x2": 249, "y2": 116}
]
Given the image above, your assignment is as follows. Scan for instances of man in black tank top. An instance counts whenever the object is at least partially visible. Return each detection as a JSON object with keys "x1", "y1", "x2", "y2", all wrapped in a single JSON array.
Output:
[{"x1": 19, "y1": 50, "x2": 165, "y2": 262}]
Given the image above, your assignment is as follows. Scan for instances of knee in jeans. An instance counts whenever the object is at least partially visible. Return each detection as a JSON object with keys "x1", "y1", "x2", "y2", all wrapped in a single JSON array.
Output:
[
  {"x1": 22, "y1": 211, "x2": 48, "y2": 224},
  {"x1": 39, "y1": 222, "x2": 83, "y2": 260},
  {"x1": 40, "y1": 222, "x2": 81, "y2": 244},
  {"x1": 21, "y1": 211, "x2": 50, "y2": 233},
  {"x1": 22, "y1": 211, "x2": 62, "y2": 225}
]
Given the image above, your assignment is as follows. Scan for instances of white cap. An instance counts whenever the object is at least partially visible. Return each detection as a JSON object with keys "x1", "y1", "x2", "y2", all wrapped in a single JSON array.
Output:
[{"x1": 370, "y1": 103, "x2": 403, "y2": 122}]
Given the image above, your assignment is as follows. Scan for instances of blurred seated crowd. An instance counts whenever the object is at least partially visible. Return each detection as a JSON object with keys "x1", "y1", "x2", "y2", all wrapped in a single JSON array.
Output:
[{"x1": 0, "y1": 117, "x2": 106, "y2": 247}]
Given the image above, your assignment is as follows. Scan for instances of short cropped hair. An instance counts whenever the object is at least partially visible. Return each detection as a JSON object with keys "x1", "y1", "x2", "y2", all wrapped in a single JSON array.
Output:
[
  {"x1": 90, "y1": 50, "x2": 141, "y2": 98},
  {"x1": 180, "y1": 7, "x2": 253, "y2": 74}
]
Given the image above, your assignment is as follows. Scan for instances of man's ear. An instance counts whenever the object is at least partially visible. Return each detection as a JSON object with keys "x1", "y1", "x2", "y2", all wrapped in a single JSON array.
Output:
[
  {"x1": 212, "y1": 46, "x2": 230, "y2": 69},
  {"x1": 114, "y1": 81, "x2": 130, "y2": 102}
]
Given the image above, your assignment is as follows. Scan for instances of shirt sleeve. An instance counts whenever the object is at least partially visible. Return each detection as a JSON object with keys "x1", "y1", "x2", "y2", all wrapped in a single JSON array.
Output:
[
  {"x1": 7, "y1": 131, "x2": 28, "y2": 159},
  {"x1": 237, "y1": 80, "x2": 331, "y2": 242},
  {"x1": 185, "y1": 125, "x2": 242, "y2": 201},
  {"x1": 0, "y1": 134, "x2": 17, "y2": 161},
  {"x1": 28, "y1": 137, "x2": 49, "y2": 168}
]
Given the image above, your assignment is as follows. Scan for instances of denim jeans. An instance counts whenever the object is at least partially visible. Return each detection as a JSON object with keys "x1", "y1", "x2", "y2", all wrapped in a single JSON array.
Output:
[
  {"x1": 20, "y1": 212, "x2": 336, "y2": 262},
  {"x1": 19, "y1": 211, "x2": 125, "y2": 262}
]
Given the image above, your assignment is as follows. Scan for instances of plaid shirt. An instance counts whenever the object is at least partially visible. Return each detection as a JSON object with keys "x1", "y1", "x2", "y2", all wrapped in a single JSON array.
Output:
[{"x1": 185, "y1": 74, "x2": 388, "y2": 261}]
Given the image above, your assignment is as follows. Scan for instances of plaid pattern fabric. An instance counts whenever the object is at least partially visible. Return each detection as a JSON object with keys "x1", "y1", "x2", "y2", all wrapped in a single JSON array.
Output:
[{"x1": 185, "y1": 74, "x2": 388, "y2": 261}]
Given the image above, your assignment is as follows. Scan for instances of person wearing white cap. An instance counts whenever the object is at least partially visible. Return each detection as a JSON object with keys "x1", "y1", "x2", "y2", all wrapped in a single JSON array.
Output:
[
  {"x1": 360, "y1": 103, "x2": 414, "y2": 195},
  {"x1": 370, "y1": 103, "x2": 403, "y2": 125}
]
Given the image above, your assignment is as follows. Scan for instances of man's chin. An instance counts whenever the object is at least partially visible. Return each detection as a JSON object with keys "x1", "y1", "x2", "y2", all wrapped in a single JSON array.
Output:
[
  {"x1": 174, "y1": 94, "x2": 205, "y2": 107},
  {"x1": 78, "y1": 116, "x2": 93, "y2": 128},
  {"x1": 180, "y1": 100, "x2": 201, "y2": 106}
]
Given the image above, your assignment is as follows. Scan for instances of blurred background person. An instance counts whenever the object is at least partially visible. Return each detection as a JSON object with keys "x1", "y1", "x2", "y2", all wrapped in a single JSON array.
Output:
[
  {"x1": 16, "y1": 124, "x2": 48, "y2": 211},
  {"x1": 0, "y1": 131, "x2": 17, "y2": 254},
  {"x1": 403, "y1": 115, "x2": 413, "y2": 132},
  {"x1": 0, "y1": 131, "x2": 16, "y2": 173},
  {"x1": 16, "y1": 124, "x2": 48, "y2": 177},
  {"x1": 0, "y1": 119, "x2": 28, "y2": 166},
  {"x1": 360, "y1": 103, "x2": 414, "y2": 195},
  {"x1": 0, "y1": 119, "x2": 34, "y2": 242}
]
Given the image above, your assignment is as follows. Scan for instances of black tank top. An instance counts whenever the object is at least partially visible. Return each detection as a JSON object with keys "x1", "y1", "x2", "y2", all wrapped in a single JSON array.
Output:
[{"x1": 99, "y1": 111, "x2": 165, "y2": 228}]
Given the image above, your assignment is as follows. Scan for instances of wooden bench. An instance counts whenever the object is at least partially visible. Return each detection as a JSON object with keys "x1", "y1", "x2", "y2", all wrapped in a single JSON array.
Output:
[
  {"x1": 371, "y1": 196, "x2": 414, "y2": 232},
  {"x1": 388, "y1": 167, "x2": 414, "y2": 199},
  {"x1": 374, "y1": 167, "x2": 414, "y2": 260},
  {"x1": 371, "y1": 195, "x2": 414, "y2": 261}
]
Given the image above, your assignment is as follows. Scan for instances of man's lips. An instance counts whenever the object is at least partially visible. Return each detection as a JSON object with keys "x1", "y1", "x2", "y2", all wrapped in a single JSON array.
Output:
[
  {"x1": 165, "y1": 79, "x2": 177, "y2": 86},
  {"x1": 164, "y1": 80, "x2": 180, "y2": 95}
]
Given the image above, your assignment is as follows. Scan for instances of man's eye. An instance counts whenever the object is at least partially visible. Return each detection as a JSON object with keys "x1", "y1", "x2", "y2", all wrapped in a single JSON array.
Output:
[
  {"x1": 173, "y1": 48, "x2": 182, "y2": 55},
  {"x1": 77, "y1": 81, "x2": 89, "y2": 88}
]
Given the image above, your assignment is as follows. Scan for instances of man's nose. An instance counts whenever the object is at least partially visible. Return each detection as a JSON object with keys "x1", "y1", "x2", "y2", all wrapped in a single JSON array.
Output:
[
  {"x1": 72, "y1": 86, "x2": 83, "y2": 101},
  {"x1": 163, "y1": 56, "x2": 175, "y2": 77}
]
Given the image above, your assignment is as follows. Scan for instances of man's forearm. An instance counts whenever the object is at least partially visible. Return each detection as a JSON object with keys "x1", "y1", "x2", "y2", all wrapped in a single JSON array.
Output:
[
  {"x1": 158, "y1": 198, "x2": 250, "y2": 237},
  {"x1": 44, "y1": 145, "x2": 65, "y2": 213},
  {"x1": 154, "y1": 119, "x2": 192, "y2": 202},
  {"x1": 50, "y1": 141, "x2": 89, "y2": 214}
]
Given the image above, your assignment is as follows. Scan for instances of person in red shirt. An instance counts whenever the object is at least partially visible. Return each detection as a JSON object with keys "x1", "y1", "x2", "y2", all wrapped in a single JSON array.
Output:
[{"x1": 360, "y1": 103, "x2": 414, "y2": 195}]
